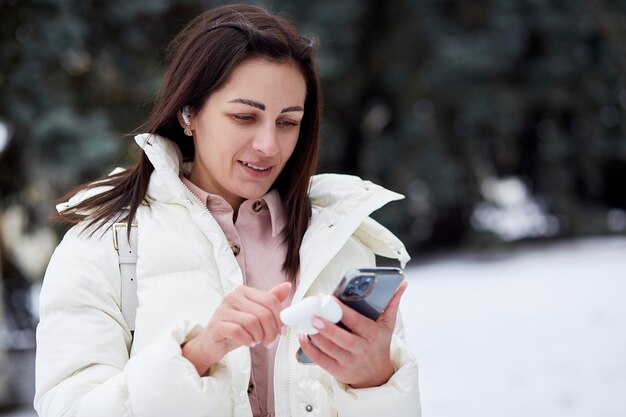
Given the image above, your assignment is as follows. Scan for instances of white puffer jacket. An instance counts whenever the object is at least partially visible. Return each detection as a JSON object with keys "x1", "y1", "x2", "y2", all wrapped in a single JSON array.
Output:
[{"x1": 35, "y1": 133, "x2": 421, "y2": 417}]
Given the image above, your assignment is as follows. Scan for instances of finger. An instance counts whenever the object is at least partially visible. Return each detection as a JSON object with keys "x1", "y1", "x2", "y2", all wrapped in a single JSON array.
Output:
[
  {"x1": 334, "y1": 298, "x2": 377, "y2": 336},
  {"x1": 242, "y1": 286, "x2": 288, "y2": 332},
  {"x1": 307, "y1": 326, "x2": 353, "y2": 363},
  {"x1": 220, "y1": 310, "x2": 265, "y2": 345},
  {"x1": 298, "y1": 332, "x2": 339, "y2": 370},
  {"x1": 238, "y1": 301, "x2": 281, "y2": 346},
  {"x1": 269, "y1": 282, "x2": 292, "y2": 304},
  {"x1": 226, "y1": 291, "x2": 279, "y2": 334},
  {"x1": 310, "y1": 317, "x2": 361, "y2": 353},
  {"x1": 229, "y1": 288, "x2": 280, "y2": 337},
  {"x1": 214, "y1": 321, "x2": 256, "y2": 348},
  {"x1": 233, "y1": 292, "x2": 283, "y2": 345},
  {"x1": 377, "y1": 280, "x2": 408, "y2": 329}
]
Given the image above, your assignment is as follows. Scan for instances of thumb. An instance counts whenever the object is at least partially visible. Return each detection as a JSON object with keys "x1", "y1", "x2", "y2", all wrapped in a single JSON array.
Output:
[
  {"x1": 269, "y1": 282, "x2": 292, "y2": 303},
  {"x1": 378, "y1": 280, "x2": 408, "y2": 330}
]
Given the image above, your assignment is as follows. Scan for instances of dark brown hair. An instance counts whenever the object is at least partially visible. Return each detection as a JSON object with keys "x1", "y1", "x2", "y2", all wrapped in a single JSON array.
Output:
[{"x1": 54, "y1": 4, "x2": 322, "y2": 281}]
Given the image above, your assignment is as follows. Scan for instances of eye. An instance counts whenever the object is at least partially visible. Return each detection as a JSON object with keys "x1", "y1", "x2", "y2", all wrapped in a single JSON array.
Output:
[
  {"x1": 232, "y1": 114, "x2": 255, "y2": 123},
  {"x1": 277, "y1": 119, "x2": 299, "y2": 128}
]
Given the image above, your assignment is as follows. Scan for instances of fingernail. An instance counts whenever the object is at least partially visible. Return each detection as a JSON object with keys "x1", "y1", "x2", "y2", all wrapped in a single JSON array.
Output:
[
  {"x1": 311, "y1": 317, "x2": 325, "y2": 330},
  {"x1": 281, "y1": 326, "x2": 288, "y2": 336},
  {"x1": 298, "y1": 332, "x2": 306, "y2": 342},
  {"x1": 248, "y1": 341, "x2": 260, "y2": 348}
]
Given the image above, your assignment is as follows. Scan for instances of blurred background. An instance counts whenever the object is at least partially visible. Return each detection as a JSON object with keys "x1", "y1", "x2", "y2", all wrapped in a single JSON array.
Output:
[{"x1": 0, "y1": 0, "x2": 625, "y2": 415}]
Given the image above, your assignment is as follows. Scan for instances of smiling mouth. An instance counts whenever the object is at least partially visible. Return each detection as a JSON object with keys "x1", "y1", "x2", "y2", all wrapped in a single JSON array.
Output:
[{"x1": 239, "y1": 161, "x2": 271, "y2": 172}]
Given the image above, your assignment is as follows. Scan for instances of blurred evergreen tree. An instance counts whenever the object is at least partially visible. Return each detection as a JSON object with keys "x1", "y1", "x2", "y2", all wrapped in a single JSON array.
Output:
[
  {"x1": 0, "y1": 0, "x2": 624, "y2": 262},
  {"x1": 312, "y1": 0, "x2": 626, "y2": 251}
]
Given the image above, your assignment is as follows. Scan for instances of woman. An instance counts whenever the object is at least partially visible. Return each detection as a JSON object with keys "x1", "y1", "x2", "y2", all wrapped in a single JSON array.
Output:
[{"x1": 35, "y1": 4, "x2": 421, "y2": 417}]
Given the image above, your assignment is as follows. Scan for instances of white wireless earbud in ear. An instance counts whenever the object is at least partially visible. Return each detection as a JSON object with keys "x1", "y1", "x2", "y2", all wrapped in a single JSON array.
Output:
[
  {"x1": 181, "y1": 105, "x2": 191, "y2": 125},
  {"x1": 279, "y1": 295, "x2": 343, "y2": 335}
]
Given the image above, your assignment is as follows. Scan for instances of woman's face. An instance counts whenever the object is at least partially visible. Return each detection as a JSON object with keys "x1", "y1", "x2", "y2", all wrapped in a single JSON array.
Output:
[{"x1": 183, "y1": 58, "x2": 306, "y2": 210}]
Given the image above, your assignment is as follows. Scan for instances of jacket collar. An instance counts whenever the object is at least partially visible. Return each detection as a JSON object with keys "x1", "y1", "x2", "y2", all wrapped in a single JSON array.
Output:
[
  {"x1": 135, "y1": 133, "x2": 190, "y2": 204},
  {"x1": 135, "y1": 133, "x2": 410, "y2": 298},
  {"x1": 295, "y1": 174, "x2": 410, "y2": 301}
]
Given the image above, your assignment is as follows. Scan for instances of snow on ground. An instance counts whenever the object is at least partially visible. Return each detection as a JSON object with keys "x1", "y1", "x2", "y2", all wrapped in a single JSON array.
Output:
[
  {"x1": 4, "y1": 237, "x2": 625, "y2": 417},
  {"x1": 402, "y1": 237, "x2": 626, "y2": 417}
]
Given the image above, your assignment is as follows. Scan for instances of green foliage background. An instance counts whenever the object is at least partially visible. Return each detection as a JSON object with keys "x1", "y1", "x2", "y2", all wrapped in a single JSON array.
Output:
[{"x1": 1, "y1": 0, "x2": 625, "y2": 260}]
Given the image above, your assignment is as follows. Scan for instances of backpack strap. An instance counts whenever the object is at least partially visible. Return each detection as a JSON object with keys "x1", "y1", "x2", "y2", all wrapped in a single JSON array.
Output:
[{"x1": 113, "y1": 222, "x2": 138, "y2": 333}]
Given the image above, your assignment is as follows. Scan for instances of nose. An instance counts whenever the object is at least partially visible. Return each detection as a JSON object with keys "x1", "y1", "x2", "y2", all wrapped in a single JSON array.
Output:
[{"x1": 252, "y1": 125, "x2": 279, "y2": 156}]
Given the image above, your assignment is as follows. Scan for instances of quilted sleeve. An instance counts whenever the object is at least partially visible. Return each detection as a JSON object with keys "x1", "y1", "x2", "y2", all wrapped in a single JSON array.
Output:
[{"x1": 34, "y1": 225, "x2": 233, "y2": 417}]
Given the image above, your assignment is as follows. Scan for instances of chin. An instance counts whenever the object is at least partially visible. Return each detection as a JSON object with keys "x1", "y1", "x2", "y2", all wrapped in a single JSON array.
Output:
[{"x1": 239, "y1": 187, "x2": 271, "y2": 200}]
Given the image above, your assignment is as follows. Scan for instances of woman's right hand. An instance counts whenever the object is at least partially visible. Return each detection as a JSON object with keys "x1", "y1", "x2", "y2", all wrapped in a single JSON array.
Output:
[{"x1": 182, "y1": 282, "x2": 292, "y2": 376}]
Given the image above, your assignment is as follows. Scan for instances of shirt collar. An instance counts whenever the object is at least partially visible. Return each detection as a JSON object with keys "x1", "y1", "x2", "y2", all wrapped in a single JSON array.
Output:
[{"x1": 180, "y1": 175, "x2": 286, "y2": 237}]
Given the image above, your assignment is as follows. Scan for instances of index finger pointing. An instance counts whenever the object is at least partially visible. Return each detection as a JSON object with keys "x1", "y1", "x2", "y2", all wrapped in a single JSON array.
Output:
[{"x1": 243, "y1": 287, "x2": 284, "y2": 331}]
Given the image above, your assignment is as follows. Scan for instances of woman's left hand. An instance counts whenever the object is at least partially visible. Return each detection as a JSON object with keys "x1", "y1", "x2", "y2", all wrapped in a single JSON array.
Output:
[{"x1": 297, "y1": 280, "x2": 408, "y2": 389}]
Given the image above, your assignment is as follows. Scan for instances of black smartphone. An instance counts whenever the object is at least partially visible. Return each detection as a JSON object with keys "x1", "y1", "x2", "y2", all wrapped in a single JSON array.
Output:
[{"x1": 296, "y1": 267, "x2": 405, "y2": 364}]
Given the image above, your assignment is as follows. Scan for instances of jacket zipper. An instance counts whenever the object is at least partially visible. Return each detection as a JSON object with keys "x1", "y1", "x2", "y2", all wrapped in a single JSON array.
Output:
[
  {"x1": 182, "y1": 180, "x2": 247, "y2": 410},
  {"x1": 286, "y1": 328, "x2": 294, "y2": 417},
  {"x1": 181, "y1": 182, "x2": 209, "y2": 210}
]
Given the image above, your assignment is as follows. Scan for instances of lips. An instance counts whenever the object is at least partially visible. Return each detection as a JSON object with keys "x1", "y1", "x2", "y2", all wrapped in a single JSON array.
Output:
[
  {"x1": 238, "y1": 160, "x2": 271, "y2": 171},
  {"x1": 238, "y1": 160, "x2": 274, "y2": 178}
]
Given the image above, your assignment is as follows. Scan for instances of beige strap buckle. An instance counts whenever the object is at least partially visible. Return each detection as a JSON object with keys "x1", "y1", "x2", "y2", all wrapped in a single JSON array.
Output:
[{"x1": 113, "y1": 222, "x2": 138, "y2": 250}]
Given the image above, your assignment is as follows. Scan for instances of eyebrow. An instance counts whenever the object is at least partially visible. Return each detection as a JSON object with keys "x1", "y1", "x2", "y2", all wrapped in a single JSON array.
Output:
[{"x1": 228, "y1": 98, "x2": 304, "y2": 113}]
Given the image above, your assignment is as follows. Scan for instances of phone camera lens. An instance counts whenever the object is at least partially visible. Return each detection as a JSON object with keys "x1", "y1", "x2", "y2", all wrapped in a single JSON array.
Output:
[
  {"x1": 358, "y1": 281, "x2": 370, "y2": 292},
  {"x1": 345, "y1": 286, "x2": 358, "y2": 297}
]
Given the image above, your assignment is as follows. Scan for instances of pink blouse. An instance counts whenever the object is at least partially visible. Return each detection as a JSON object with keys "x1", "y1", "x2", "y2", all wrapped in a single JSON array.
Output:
[{"x1": 182, "y1": 176, "x2": 295, "y2": 417}]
